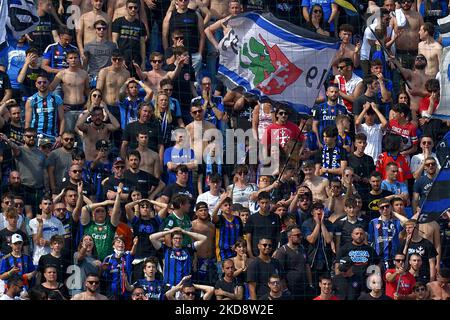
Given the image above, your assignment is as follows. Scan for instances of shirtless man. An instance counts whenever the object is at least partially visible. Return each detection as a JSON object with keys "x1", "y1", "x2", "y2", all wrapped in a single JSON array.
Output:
[
  {"x1": 75, "y1": 105, "x2": 120, "y2": 161},
  {"x1": 107, "y1": 0, "x2": 149, "y2": 36},
  {"x1": 418, "y1": 22, "x2": 442, "y2": 78},
  {"x1": 191, "y1": 202, "x2": 215, "y2": 281},
  {"x1": 185, "y1": 101, "x2": 216, "y2": 164},
  {"x1": 204, "y1": 0, "x2": 242, "y2": 50},
  {"x1": 96, "y1": 50, "x2": 130, "y2": 122},
  {"x1": 49, "y1": 50, "x2": 90, "y2": 132},
  {"x1": 135, "y1": 131, "x2": 161, "y2": 178},
  {"x1": 76, "y1": 0, "x2": 111, "y2": 60},
  {"x1": 390, "y1": 54, "x2": 430, "y2": 119},
  {"x1": 133, "y1": 52, "x2": 182, "y2": 92},
  {"x1": 427, "y1": 269, "x2": 450, "y2": 300},
  {"x1": 301, "y1": 160, "x2": 328, "y2": 202},
  {"x1": 391, "y1": 0, "x2": 423, "y2": 70},
  {"x1": 209, "y1": 0, "x2": 230, "y2": 20},
  {"x1": 326, "y1": 180, "x2": 345, "y2": 223},
  {"x1": 71, "y1": 0, "x2": 93, "y2": 14},
  {"x1": 331, "y1": 24, "x2": 361, "y2": 75}
]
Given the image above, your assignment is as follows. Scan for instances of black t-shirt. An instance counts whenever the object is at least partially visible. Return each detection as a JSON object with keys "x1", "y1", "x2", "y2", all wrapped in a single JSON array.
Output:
[
  {"x1": 334, "y1": 217, "x2": 369, "y2": 248},
  {"x1": 123, "y1": 169, "x2": 159, "y2": 196},
  {"x1": 0, "y1": 229, "x2": 29, "y2": 255},
  {"x1": 60, "y1": 180, "x2": 94, "y2": 197},
  {"x1": 111, "y1": 17, "x2": 146, "y2": 59},
  {"x1": 161, "y1": 183, "x2": 194, "y2": 202},
  {"x1": 358, "y1": 292, "x2": 392, "y2": 300},
  {"x1": 0, "y1": 71, "x2": 12, "y2": 98},
  {"x1": 214, "y1": 277, "x2": 242, "y2": 296},
  {"x1": 164, "y1": 63, "x2": 195, "y2": 109},
  {"x1": 347, "y1": 153, "x2": 375, "y2": 197},
  {"x1": 56, "y1": 213, "x2": 79, "y2": 261},
  {"x1": 245, "y1": 213, "x2": 281, "y2": 257},
  {"x1": 337, "y1": 242, "x2": 380, "y2": 277},
  {"x1": 362, "y1": 190, "x2": 394, "y2": 221},
  {"x1": 399, "y1": 238, "x2": 437, "y2": 282},
  {"x1": 247, "y1": 257, "x2": 283, "y2": 299},
  {"x1": 268, "y1": 1, "x2": 302, "y2": 26},
  {"x1": 22, "y1": 66, "x2": 43, "y2": 98},
  {"x1": 37, "y1": 253, "x2": 71, "y2": 283},
  {"x1": 242, "y1": 0, "x2": 269, "y2": 11},
  {"x1": 169, "y1": 9, "x2": 200, "y2": 53},
  {"x1": 273, "y1": 244, "x2": 308, "y2": 297},
  {"x1": 122, "y1": 119, "x2": 162, "y2": 152},
  {"x1": 333, "y1": 274, "x2": 364, "y2": 300},
  {"x1": 131, "y1": 216, "x2": 162, "y2": 259},
  {"x1": 260, "y1": 291, "x2": 293, "y2": 300},
  {"x1": 30, "y1": 12, "x2": 57, "y2": 54},
  {"x1": 37, "y1": 283, "x2": 71, "y2": 300},
  {"x1": 103, "y1": 176, "x2": 133, "y2": 196}
]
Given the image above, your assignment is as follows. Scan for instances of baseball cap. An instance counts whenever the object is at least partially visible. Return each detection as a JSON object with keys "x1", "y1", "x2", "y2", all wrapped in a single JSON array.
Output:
[
  {"x1": 113, "y1": 157, "x2": 125, "y2": 166},
  {"x1": 195, "y1": 202, "x2": 208, "y2": 211},
  {"x1": 39, "y1": 138, "x2": 52, "y2": 147},
  {"x1": 95, "y1": 139, "x2": 109, "y2": 150},
  {"x1": 11, "y1": 233, "x2": 23, "y2": 244},
  {"x1": 338, "y1": 256, "x2": 354, "y2": 273}
]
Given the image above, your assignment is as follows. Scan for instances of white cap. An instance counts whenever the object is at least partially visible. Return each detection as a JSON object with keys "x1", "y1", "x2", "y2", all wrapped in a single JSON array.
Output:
[{"x1": 11, "y1": 233, "x2": 23, "y2": 244}]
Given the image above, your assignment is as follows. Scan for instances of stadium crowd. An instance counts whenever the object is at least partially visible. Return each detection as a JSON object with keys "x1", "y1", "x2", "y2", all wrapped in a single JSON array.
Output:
[{"x1": 0, "y1": 0, "x2": 449, "y2": 301}]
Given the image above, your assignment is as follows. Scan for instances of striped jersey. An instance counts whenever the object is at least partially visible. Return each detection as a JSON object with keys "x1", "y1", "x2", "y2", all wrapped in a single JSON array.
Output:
[
  {"x1": 215, "y1": 215, "x2": 243, "y2": 261},
  {"x1": 368, "y1": 218, "x2": 403, "y2": 263},
  {"x1": 133, "y1": 278, "x2": 165, "y2": 300},
  {"x1": 162, "y1": 243, "x2": 196, "y2": 287},
  {"x1": 102, "y1": 251, "x2": 134, "y2": 298},
  {"x1": 28, "y1": 92, "x2": 62, "y2": 138}
]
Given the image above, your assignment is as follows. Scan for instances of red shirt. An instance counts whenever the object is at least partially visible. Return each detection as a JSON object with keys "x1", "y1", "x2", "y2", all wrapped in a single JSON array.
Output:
[
  {"x1": 313, "y1": 295, "x2": 340, "y2": 300},
  {"x1": 376, "y1": 152, "x2": 412, "y2": 182},
  {"x1": 418, "y1": 96, "x2": 439, "y2": 115},
  {"x1": 388, "y1": 119, "x2": 418, "y2": 149},
  {"x1": 384, "y1": 269, "x2": 416, "y2": 298},
  {"x1": 263, "y1": 121, "x2": 304, "y2": 149}
]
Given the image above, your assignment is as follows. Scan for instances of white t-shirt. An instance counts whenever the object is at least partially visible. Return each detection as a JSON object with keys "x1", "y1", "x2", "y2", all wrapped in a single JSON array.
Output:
[
  {"x1": 361, "y1": 21, "x2": 394, "y2": 60},
  {"x1": 335, "y1": 73, "x2": 363, "y2": 108},
  {"x1": 196, "y1": 191, "x2": 220, "y2": 216},
  {"x1": 410, "y1": 153, "x2": 441, "y2": 176},
  {"x1": 358, "y1": 123, "x2": 384, "y2": 164},
  {"x1": 29, "y1": 216, "x2": 65, "y2": 265}
]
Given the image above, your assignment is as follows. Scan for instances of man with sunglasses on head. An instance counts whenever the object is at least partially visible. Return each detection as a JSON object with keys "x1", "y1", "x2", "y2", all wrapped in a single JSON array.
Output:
[
  {"x1": 333, "y1": 57, "x2": 364, "y2": 114},
  {"x1": 71, "y1": 273, "x2": 108, "y2": 300},
  {"x1": 412, "y1": 156, "x2": 438, "y2": 215},
  {"x1": 410, "y1": 135, "x2": 440, "y2": 180},
  {"x1": 47, "y1": 131, "x2": 76, "y2": 198},
  {"x1": 83, "y1": 20, "x2": 118, "y2": 89}
]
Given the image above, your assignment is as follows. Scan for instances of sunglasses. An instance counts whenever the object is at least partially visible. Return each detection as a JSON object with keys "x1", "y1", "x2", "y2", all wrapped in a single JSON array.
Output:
[
  {"x1": 24, "y1": 135, "x2": 36, "y2": 138},
  {"x1": 92, "y1": 93, "x2": 102, "y2": 98},
  {"x1": 313, "y1": 10, "x2": 322, "y2": 13},
  {"x1": 128, "y1": 6, "x2": 138, "y2": 10},
  {"x1": 394, "y1": 259, "x2": 405, "y2": 262},
  {"x1": 37, "y1": 80, "x2": 48, "y2": 85},
  {"x1": 415, "y1": 287, "x2": 426, "y2": 292},
  {"x1": 55, "y1": 208, "x2": 66, "y2": 211},
  {"x1": 14, "y1": 203, "x2": 24, "y2": 208},
  {"x1": 379, "y1": 205, "x2": 390, "y2": 210},
  {"x1": 96, "y1": 26, "x2": 107, "y2": 31},
  {"x1": 64, "y1": 138, "x2": 75, "y2": 142},
  {"x1": 261, "y1": 243, "x2": 272, "y2": 248},
  {"x1": 152, "y1": 60, "x2": 163, "y2": 63},
  {"x1": 421, "y1": 141, "x2": 432, "y2": 145},
  {"x1": 87, "y1": 281, "x2": 99, "y2": 285},
  {"x1": 191, "y1": 110, "x2": 203, "y2": 114},
  {"x1": 269, "y1": 281, "x2": 281, "y2": 285},
  {"x1": 72, "y1": 170, "x2": 82, "y2": 173},
  {"x1": 183, "y1": 291, "x2": 195, "y2": 296},
  {"x1": 112, "y1": 57, "x2": 123, "y2": 62},
  {"x1": 174, "y1": 36, "x2": 184, "y2": 40},
  {"x1": 425, "y1": 163, "x2": 436, "y2": 167},
  {"x1": 278, "y1": 112, "x2": 288, "y2": 116},
  {"x1": 337, "y1": 65, "x2": 347, "y2": 70}
]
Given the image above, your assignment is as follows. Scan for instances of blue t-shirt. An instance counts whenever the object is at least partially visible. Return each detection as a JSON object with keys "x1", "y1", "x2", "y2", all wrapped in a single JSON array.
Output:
[
  {"x1": 413, "y1": 175, "x2": 434, "y2": 207},
  {"x1": 133, "y1": 278, "x2": 165, "y2": 300},
  {"x1": 313, "y1": 102, "x2": 348, "y2": 141},
  {"x1": 163, "y1": 147, "x2": 195, "y2": 184},
  {"x1": 2, "y1": 42, "x2": 28, "y2": 89},
  {"x1": 43, "y1": 42, "x2": 78, "y2": 72},
  {"x1": 191, "y1": 95, "x2": 224, "y2": 128},
  {"x1": 381, "y1": 180, "x2": 408, "y2": 196}
]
